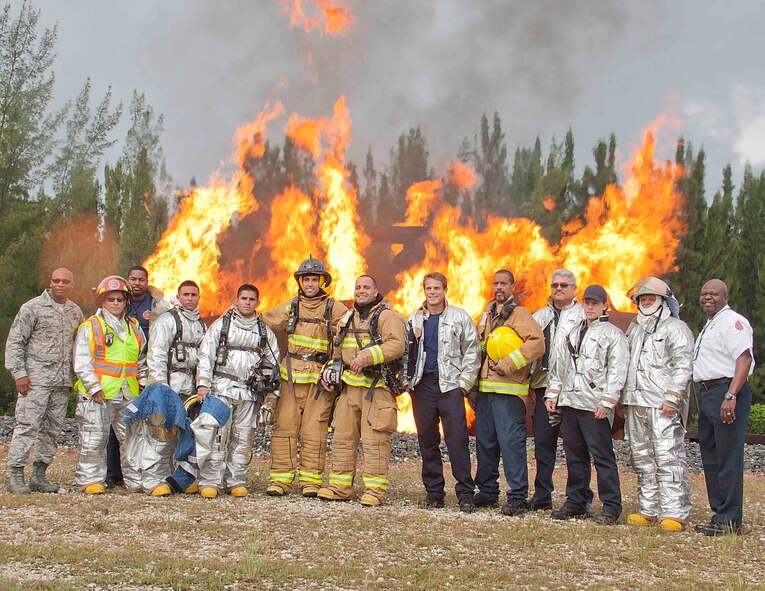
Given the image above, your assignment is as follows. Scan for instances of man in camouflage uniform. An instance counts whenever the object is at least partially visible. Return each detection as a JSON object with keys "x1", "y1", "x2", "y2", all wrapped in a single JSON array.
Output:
[{"x1": 5, "y1": 268, "x2": 84, "y2": 493}]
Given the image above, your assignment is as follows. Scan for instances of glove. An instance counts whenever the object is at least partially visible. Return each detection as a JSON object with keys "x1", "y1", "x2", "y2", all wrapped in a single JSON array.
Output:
[
  {"x1": 548, "y1": 409, "x2": 562, "y2": 427},
  {"x1": 321, "y1": 366, "x2": 342, "y2": 391},
  {"x1": 258, "y1": 403, "x2": 275, "y2": 428}
]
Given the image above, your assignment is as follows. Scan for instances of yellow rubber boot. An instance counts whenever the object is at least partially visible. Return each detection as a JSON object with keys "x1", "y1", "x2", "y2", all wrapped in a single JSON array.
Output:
[
  {"x1": 360, "y1": 493, "x2": 381, "y2": 507},
  {"x1": 184, "y1": 483, "x2": 199, "y2": 494},
  {"x1": 199, "y1": 487, "x2": 218, "y2": 499},
  {"x1": 660, "y1": 519, "x2": 685, "y2": 532},
  {"x1": 83, "y1": 483, "x2": 106, "y2": 495},
  {"x1": 150, "y1": 484, "x2": 172, "y2": 497},
  {"x1": 626, "y1": 513, "x2": 654, "y2": 526},
  {"x1": 229, "y1": 486, "x2": 249, "y2": 497}
]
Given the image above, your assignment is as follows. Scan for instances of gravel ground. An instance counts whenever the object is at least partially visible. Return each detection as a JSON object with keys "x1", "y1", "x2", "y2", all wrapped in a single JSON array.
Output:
[{"x1": 3, "y1": 416, "x2": 765, "y2": 474}]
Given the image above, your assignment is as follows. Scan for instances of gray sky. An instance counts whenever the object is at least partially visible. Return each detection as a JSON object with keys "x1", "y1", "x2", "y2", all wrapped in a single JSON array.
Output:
[{"x1": 34, "y1": 0, "x2": 765, "y2": 196}]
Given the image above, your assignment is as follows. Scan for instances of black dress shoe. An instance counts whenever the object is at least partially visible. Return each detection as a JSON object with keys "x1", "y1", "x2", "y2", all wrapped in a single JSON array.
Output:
[
  {"x1": 528, "y1": 495, "x2": 553, "y2": 511},
  {"x1": 105, "y1": 477, "x2": 124, "y2": 489},
  {"x1": 696, "y1": 522, "x2": 741, "y2": 536},
  {"x1": 594, "y1": 512, "x2": 620, "y2": 525},
  {"x1": 459, "y1": 494, "x2": 476, "y2": 513},
  {"x1": 551, "y1": 504, "x2": 586, "y2": 520},
  {"x1": 418, "y1": 494, "x2": 445, "y2": 509},
  {"x1": 473, "y1": 492, "x2": 498, "y2": 508},
  {"x1": 501, "y1": 499, "x2": 529, "y2": 517}
]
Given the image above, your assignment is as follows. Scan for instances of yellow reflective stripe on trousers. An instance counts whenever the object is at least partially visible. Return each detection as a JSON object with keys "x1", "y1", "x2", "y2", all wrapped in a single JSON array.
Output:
[
  {"x1": 298, "y1": 470, "x2": 323, "y2": 484},
  {"x1": 329, "y1": 473, "x2": 354, "y2": 486},
  {"x1": 478, "y1": 381, "x2": 530, "y2": 395},
  {"x1": 508, "y1": 349, "x2": 527, "y2": 370},
  {"x1": 363, "y1": 476, "x2": 388, "y2": 490},
  {"x1": 270, "y1": 471, "x2": 295, "y2": 483},
  {"x1": 366, "y1": 344, "x2": 384, "y2": 365},
  {"x1": 288, "y1": 333, "x2": 329, "y2": 350},
  {"x1": 279, "y1": 366, "x2": 320, "y2": 383}
]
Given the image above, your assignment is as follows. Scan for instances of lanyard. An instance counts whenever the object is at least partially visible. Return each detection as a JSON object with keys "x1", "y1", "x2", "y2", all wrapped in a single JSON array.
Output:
[{"x1": 693, "y1": 307, "x2": 730, "y2": 361}]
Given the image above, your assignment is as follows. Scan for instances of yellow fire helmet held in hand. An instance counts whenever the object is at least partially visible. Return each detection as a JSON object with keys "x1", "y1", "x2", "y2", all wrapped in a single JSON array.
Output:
[{"x1": 486, "y1": 326, "x2": 524, "y2": 362}]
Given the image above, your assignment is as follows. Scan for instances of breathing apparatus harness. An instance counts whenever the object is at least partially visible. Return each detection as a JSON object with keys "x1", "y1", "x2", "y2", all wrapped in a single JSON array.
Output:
[
  {"x1": 284, "y1": 295, "x2": 336, "y2": 395},
  {"x1": 166, "y1": 308, "x2": 207, "y2": 384}
]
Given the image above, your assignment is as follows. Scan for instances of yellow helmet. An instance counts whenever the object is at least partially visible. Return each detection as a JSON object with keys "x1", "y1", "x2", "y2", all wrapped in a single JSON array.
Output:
[{"x1": 486, "y1": 326, "x2": 524, "y2": 362}]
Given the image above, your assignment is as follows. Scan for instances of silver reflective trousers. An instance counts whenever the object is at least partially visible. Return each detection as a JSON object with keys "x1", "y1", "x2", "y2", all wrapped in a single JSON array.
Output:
[
  {"x1": 122, "y1": 419, "x2": 177, "y2": 493},
  {"x1": 193, "y1": 395, "x2": 255, "y2": 491},
  {"x1": 625, "y1": 406, "x2": 692, "y2": 521},
  {"x1": 74, "y1": 396, "x2": 141, "y2": 490}
]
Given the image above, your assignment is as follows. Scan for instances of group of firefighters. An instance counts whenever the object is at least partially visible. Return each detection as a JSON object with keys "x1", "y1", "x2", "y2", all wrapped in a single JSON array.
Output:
[{"x1": 4, "y1": 260, "x2": 754, "y2": 537}]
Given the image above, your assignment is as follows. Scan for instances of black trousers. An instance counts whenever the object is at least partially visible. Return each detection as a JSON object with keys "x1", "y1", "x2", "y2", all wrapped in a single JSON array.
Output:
[
  {"x1": 412, "y1": 373, "x2": 475, "y2": 498},
  {"x1": 698, "y1": 382, "x2": 752, "y2": 529},
  {"x1": 560, "y1": 407, "x2": 621, "y2": 516},
  {"x1": 532, "y1": 388, "x2": 593, "y2": 503},
  {"x1": 106, "y1": 426, "x2": 123, "y2": 482}
]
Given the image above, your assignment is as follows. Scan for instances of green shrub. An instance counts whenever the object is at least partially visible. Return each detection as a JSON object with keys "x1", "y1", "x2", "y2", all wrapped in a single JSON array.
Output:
[{"x1": 748, "y1": 404, "x2": 765, "y2": 435}]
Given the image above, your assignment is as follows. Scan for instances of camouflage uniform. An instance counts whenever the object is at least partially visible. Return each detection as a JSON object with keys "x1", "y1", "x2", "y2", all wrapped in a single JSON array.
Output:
[{"x1": 5, "y1": 289, "x2": 84, "y2": 468}]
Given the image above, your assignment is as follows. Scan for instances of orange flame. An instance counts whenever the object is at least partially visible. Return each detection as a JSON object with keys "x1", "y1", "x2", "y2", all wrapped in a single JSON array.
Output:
[
  {"x1": 543, "y1": 195, "x2": 556, "y2": 211},
  {"x1": 401, "y1": 180, "x2": 442, "y2": 226},
  {"x1": 277, "y1": 0, "x2": 352, "y2": 34},
  {"x1": 448, "y1": 160, "x2": 478, "y2": 191}
]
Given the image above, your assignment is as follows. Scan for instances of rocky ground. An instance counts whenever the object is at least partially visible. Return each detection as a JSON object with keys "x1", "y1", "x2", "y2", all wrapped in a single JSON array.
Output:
[{"x1": 2, "y1": 416, "x2": 765, "y2": 474}]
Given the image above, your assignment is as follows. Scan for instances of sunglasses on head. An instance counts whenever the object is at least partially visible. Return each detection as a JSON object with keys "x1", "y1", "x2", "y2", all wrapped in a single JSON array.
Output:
[
  {"x1": 105, "y1": 296, "x2": 126, "y2": 303},
  {"x1": 551, "y1": 283, "x2": 571, "y2": 289}
]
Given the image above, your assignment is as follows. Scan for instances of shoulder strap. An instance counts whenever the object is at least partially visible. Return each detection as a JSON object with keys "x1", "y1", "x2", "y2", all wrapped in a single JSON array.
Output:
[
  {"x1": 169, "y1": 308, "x2": 183, "y2": 345},
  {"x1": 325, "y1": 298, "x2": 335, "y2": 358},
  {"x1": 368, "y1": 306, "x2": 386, "y2": 343},
  {"x1": 286, "y1": 296, "x2": 300, "y2": 335},
  {"x1": 214, "y1": 310, "x2": 234, "y2": 368}
]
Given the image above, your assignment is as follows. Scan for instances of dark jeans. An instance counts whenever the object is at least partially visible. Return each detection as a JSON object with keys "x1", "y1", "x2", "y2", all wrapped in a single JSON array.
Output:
[
  {"x1": 532, "y1": 388, "x2": 592, "y2": 503},
  {"x1": 698, "y1": 382, "x2": 752, "y2": 529},
  {"x1": 475, "y1": 392, "x2": 528, "y2": 502},
  {"x1": 412, "y1": 374, "x2": 475, "y2": 498},
  {"x1": 561, "y1": 407, "x2": 621, "y2": 516},
  {"x1": 106, "y1": 426, "x2": 123, "y2": 482}
]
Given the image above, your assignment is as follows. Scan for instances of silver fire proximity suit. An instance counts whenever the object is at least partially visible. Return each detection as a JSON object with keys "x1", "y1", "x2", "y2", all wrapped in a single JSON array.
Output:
[
  {"x1": 146, "y1": 299, "x2": 206, "y2": 489},
  {"x1": 73, "y1": 309, "x2": 148, "y2": 490},
  {"x1": 530, "y1": 297, "x2": 585, "y2": 390},
  {"x1": 546, "y1": 317, "x2": 629, "y2": 418},
  {"x1": 148, "y1": 298, "x2": 206, "y2": 399},
  {"x1": 195, "y1": 310, "x2": 279, "y2": 492},
  {"x1": 622, "y1": 302, "x2": 694, "y2": 522}
]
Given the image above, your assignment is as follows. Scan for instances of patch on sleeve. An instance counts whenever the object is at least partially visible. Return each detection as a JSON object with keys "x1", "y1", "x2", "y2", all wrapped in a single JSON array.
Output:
[{"x1": 735, "y1": 320, "x2": 744, "y2": 331}]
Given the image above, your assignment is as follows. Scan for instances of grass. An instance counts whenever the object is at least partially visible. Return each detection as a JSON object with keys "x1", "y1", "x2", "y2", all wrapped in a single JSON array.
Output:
[{"x1": 0, "y1": 445, "x2": 763, "y2": 590}]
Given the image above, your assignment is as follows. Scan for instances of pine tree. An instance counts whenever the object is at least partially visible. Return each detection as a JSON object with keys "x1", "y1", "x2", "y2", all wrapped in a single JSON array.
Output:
[{"x1": 473, "y1": 112, "x2": 510, "y2": 223}]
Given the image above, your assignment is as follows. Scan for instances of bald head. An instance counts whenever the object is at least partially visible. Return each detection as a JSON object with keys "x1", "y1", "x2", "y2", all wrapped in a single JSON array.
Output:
[
  {"x1": 700, "y1": 279, "x2": 729, "y2": 319},
  {"x1": 50, "y1": 268, "x2": 74, "y2": 303}
]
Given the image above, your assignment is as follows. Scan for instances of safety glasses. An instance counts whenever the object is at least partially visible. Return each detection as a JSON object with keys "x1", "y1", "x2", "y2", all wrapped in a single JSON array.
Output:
[{"x1": 105, "y1": 296, "x2": 126, "y2": 303}]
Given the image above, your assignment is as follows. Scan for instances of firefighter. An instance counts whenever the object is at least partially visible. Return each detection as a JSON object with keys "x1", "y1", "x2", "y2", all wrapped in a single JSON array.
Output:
[
  {"x1": 5, "y1": 268, "x2": 84, "y2": 494},
  {"x1": 546, "y1": 285, "x2": 628, "y2": 524},
  {"x1": 407, "y1": 272, "x2": 481, "y2": 512},
  {"x1": 622, "y1": 277, "x2": 694, "y2": 531},
  {"x1": 146, "y1": 280, "x2": 206, "y2": 495},
  {"x1": 261, "y1": 258, "x2": 348, "y2": 497},
  {"x1": 194, "y1": 284, "x2": 279, "y2": 498},
  {"x1": 316, "y1": 275, "x2": 405, "y2": 506},
  {"x1": 73, "y1": 276, "x2": 148, "y2": 494},
  {"x1": 529, "y1": 269, "x2": 593, "y2": 514},
  {"x1": 474, "y1": 270, "x2": 545, "y2": 516}
]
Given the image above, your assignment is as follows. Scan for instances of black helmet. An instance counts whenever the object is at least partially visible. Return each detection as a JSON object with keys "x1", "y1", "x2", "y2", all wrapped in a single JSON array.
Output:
[{"x1": 294, "y1": 257, "x2": 332, "y2": 288}]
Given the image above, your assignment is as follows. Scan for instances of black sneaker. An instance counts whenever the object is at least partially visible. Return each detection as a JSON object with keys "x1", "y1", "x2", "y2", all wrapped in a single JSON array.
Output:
[
  {"x1": 501, "y1": 499, "x2": 529, "y2": 517},
  {"x1": 105, "y1": 477, "x2": 124, "y2": 489},
  {"x1": 528, "y1": 495, "x2": 553, "y2": 511},
  {"x1": 594, "y1": 512, "x2": 620, "y2": 525},
  {"x1": 418, "y1": 494, "x2": 445, "y2": 509},
  {"x1": 459, "y1": 494, "x2": 476, "y2": 513},
  {"x1": 473, "y1": 492, "x2": 498, "y2": 508},
  {"x1": 551, "y1": 504, "x2": 586, "y2": 520},
  {"x1": 695, "y1": 521, "x2": 741, "y2": 536}
]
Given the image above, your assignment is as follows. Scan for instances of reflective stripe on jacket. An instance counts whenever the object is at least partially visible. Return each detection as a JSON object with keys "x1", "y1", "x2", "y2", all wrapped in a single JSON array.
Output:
[
  {"x1": 477, "y1": 300, "x2": 545, "y2": 397},
  {"x1": 74, "y1": 314, "x2": 145, "y2": 399}
]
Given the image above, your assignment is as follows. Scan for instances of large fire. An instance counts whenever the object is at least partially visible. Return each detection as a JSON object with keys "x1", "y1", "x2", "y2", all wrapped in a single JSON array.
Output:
[
  {"x1": 143, "y1": 102, "x2": 684, "y2": 433},
  {"x1": 144, "y1": 4, "x2": 686, "y2": 434}
]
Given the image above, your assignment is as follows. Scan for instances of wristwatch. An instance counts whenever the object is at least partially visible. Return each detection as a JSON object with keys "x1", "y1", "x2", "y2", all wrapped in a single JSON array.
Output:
[{"x1": 723, "y1": 392, "x2": 736, "y2": 401}]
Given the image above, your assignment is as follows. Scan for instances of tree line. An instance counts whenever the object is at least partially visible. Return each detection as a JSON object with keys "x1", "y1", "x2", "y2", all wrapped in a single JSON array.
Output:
[{"x1": 1, "y1": 1, "x2": 763, "y2": 410}]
